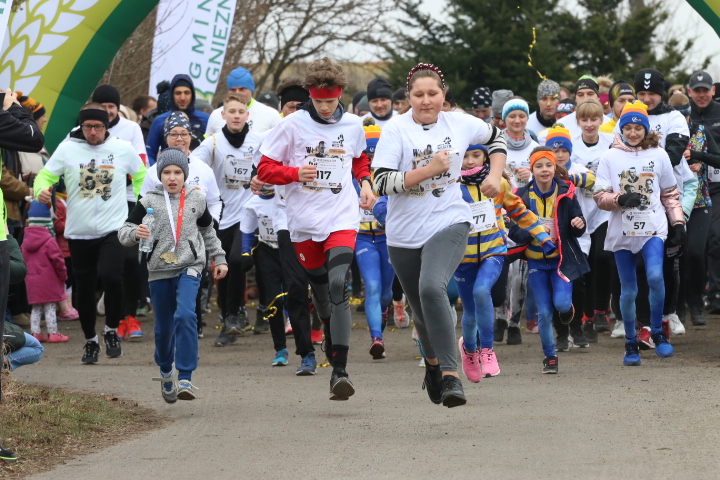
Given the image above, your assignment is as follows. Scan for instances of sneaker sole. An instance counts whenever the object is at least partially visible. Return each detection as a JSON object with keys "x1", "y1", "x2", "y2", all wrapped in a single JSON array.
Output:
[
  {"x1": 329, "y1": 378, "x2": 355, "y2": 401},
  {"x1": 106, "y1": 351, "x2": 123, "y2": 358},
  {"x1": 296, "y1": 369, "x2": 317, "y2": 376},
  {"x1": 441, "y1": 393, "x2": 467, "y2": 408},
  {"x1": 542, "y1": 369, "x2": 558, "y2": 374},
  {"x1": 226, "y1": 326, "x2": 244, "y2": 335},
  {"x1": 129, "y1": 335, "x2": 143, "y2": 341},
  {"x1": 177, "y1": 391, "x2": 196, "y2": 401},
  {"x1": 623, "y1": 358, "x2": 641, "y2": 366},
  {"x1": 594, "y1": 323, "x2": 611, "y2": 333},
  {"x1": 82, "y1": 357, "x2": 98, "y2": 364},
  {"x1": 272, "y1": 361, "x2": 289, "y2": 366},
  {"x1": 162, "y1": 393, "x2": 178, "y2": 404},
  {"x1": 369, "y1": 343, "x2": 385, "y2": 360}
]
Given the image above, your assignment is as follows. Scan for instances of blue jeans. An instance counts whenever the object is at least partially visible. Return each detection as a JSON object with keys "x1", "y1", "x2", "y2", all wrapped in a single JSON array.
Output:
[
  {"x1": 614, "y1": 237, "x2": 665, "y2": 340},
  {"x1": 150, "y1": 270, "x2": 201, "y2": 381},
  {"x1": 525, "y1": 281, "x2": 537, "y2": 321},
  {"x1": 7, "y1": 333, "x2": 44, "y2": 370},
  {"x1": 356, "y1": 236, "x2": 395, "y2": 339},
  {"x1": 528, "y1": 258, "x2": 573, "y2": 357},
  {"x1": 455, "y1": 256, "x2": 505, "y2": 352}
]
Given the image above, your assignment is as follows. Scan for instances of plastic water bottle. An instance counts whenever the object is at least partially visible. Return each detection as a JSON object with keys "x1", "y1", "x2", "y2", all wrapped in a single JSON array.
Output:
[{"x1": 139, "y1": 208, "x2": 155, "y2": 253}]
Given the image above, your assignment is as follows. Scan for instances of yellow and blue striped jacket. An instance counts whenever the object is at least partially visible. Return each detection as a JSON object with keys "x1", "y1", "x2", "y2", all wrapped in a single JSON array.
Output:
[
  {"x1": 460, "y1": 177, "x2": 549, "y2": 263},
  {"x1": 523, "y1": 181, "x2": 560, "y2": 261}
]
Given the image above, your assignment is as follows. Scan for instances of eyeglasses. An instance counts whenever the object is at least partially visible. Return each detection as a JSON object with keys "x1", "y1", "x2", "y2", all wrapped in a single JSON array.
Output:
[
  {"x1": 81, "y1": 124, "x2": 106, "y2": 132},
  {"x1": 167, "y1": 133, "x2": 190, "y2": 139}
]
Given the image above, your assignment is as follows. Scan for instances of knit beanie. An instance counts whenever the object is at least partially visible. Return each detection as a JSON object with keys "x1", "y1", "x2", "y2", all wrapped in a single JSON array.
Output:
[
  {"x1": 618, "y1": 100, "x2": 650, "y2": 134},
  {"x1": 156, "y1": 80, "x2": 172, "y2": 114},
  {"x1": 545, "y1": 126, "x2": 573, "y2": 154},
  {"x1": 227, "y1": 67, "x2": 255, "y2": 92},
  {"x1": 466, "y1": 144, "x2": 488, "y2": 153},
  {"x1": 575, "y1": 75, "x2": 599, "y2": 95},
  {"x1": 609, "y1": 80, "x2": 635, "y2": 106},
  {"x1": 257, "y1": 91, "x2": 280, "y2": 110},
  {"x1": 156, "y1": 148, "x2": 189, "y2": 181},
  {"x1": 357, "y1": 95, "x2": 370, "y2": 113},
  {"x1": 364, "y1": 125, "x2": 381, "y2": 154},
  {"x1": 634, "y1": 69, "x2": 665, "y2": 96},
  {"x1": 492, "y1": 90, "x2": 513, "y2": 116},
  {"x1": 27, "y1": 200, "x2": 53, "y2": 229},
  {"x1": 367, "y1": 77, "x2": 393, "y2": 101},
  {"x1": 392, "y1": 88, "x2": 407, "y2": 102},
  {"x1": 279, "y1": 86, "x2": 309, "y2": 108},
  {"x1": 17, "y1": 92, "x2": 45, "y2": 120},
  {"x1": 164, "y1": 111, "x2": 191, "y2": 137},
  {"x1": 471, "y1": 87, "x2": 492, "y2": 109},
  {"x1": 194, "y1": 98, "x2": 213, "y2": 112},
  {"x1": 501, "y1": 98, "x2": 529, "y2": 122},
  {"x1": 92, "y1": 85, "x2": 121, "y2": 108},
  {"x1": 537, "y1": 79, "x2": 560, "y2": 101},
  {"x1": 352, "y1": 91, "x2": 367, "y2": 110}
]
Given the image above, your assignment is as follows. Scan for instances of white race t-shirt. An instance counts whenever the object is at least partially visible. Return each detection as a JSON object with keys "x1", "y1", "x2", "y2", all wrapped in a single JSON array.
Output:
[
  {"x1": 537, "y1": 111, "x2": 611, "y2": 144},
  {"x1": 140, "y1": 159, "x2": 222, "y2": 221},
  {"x1": 371, "y1": 110, "x2": 496, "y2": 248},
  {"x1": 595, "y1": 146, "x2": 678, "y2": 253},
  {"x1": 361, "y1": 110, "x2": 396, "y2": 128},
  {"x1": 260, "y1": 110, "x2": 366, "y2": 242},
  {"x1": 273, "y1": 185, "x2": 288, "y2": 232},
  {"x1": 570, "y1": 132, "x2": 613, "y2": 234},
  {"x1": 190, "y1": 130, "x2": 265, "y2": 230},
  {"x1": 240, "y1": 195, "x2": 280, "y2": 248},
  {"x1": 505, "y1": 138, "x2": 538, "y2": 188},
  {"x1": 205, "y1": 98, "x2": 282, "y2": 135}
]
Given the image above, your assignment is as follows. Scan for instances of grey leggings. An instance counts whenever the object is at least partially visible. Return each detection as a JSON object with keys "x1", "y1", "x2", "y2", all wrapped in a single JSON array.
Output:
[{"x1": 388, "y1": 222, "x2": 470, "y2": 371}]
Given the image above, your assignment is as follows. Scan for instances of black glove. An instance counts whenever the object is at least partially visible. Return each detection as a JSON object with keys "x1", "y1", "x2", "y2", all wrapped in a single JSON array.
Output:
[
  {"x1": 617, "y1": 192, "x2": 642, "y2": 208},
  {"x1": 240, "y1": 253, "x2": 254, "y2": 272},
  {"x1": 668, "y1": 224, "x2": 687, "y2": 247}
]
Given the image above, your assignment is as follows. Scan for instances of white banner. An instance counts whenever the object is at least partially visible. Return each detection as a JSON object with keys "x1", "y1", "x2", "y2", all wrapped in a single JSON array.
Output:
[{"x1": 150, "y1": 0, "x2": 237, "y2": 102}]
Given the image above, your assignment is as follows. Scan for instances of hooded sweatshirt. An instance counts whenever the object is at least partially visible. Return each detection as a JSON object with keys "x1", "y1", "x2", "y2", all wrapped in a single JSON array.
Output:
[
  {"x1": 21, "y1": 226, "x2": 67, "y2": 304},
  {"x1": 146, "y1": 75, "x2": 211, "y2": 165}
]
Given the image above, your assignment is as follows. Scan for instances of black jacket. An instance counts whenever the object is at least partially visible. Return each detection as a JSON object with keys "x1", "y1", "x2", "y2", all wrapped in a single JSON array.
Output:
[
  {"x1": 509, "y1": 178, "x2": 590, "y2": 282},
  {"x1": 690, "y1": 99, "x2": 720, "y2": 147},
  {"x1": 649, "y1": 103, "x2": 689, "y2": 167}
]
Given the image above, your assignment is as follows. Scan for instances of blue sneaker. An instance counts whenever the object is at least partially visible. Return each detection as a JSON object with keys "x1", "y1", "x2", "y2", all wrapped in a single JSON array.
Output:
[
  {"x1": 152, "y1": 369, "x2": 177, "y2": 403},
  {"x1": 652, "y1": 332, "x2": 674, "y2": 358},
  {"x1": 296, "y1": 352, "x2": 317, "y2": 376},
  {"x1": 623, "y1": 340, "x2": 641, "y2": 366},
  {"x1": 272, "y1": 349, "x2": 289, "y2": 366}
]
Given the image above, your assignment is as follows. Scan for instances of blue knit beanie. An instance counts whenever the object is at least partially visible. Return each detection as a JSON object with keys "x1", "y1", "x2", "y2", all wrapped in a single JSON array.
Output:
[
  {"x1": 466, "y1": 144, "x2": 488, "y2": 153},
  {"x1": 227, "y1": 67, "x2": 255, "y2": 92},
  {"x1": 502, "y1": 98, "x2": 529, "y2": 122}
]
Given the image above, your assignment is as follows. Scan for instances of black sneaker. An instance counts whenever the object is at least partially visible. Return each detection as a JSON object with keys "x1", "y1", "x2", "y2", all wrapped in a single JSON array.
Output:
[
  {"x1": 103, "y1": 331, "x2": 122, "y2": 358},
  {"x1": 542, "y1": 356, "x2": 559, "y2": 374},
  {"x1": 197, "y1": 321, "x2": 205, "y2": 339},
  {"x1": 556, "y1": 335, "x2": 570, "y2": 352},
  {"x1": 422, "y1": 362, "x2": 443, "y2": 405},
  {"x1": 570, "y1": 327, "x2": 589, "y2": 348},
  {"x1": 321, "y1": 321, "x2": 334, "y2": 367},
  {"x1": 440, "y1": 375, "x2": 467, "y2": 408},
  {"x1": 494, "y1": 319, "x2": 507, "y2": 343},
  {"x1": 583, "y1": 320, "x2": 598, "y2": 343},
  {"x1": 214, "y1": 325, "x2": 238, "y2": 347},
  {"x1": 329, "y1": 369, "x2": 355, "y2": 401},
  {"x1": 558, "y1": 305, "x2": 575, "y2": 325},
  {"x1": 506, "y1": 326, "x2": 522, "y2": 345},
  {"x1": 238, "y1": 309, "x2": 253, "y2": 333},
  {"x1": 82, "y1": 340, "x2": 101, "y2": 364},
  {"x1": 594, "y1": 312, "x2": 611, "y2": 332},
  {"x1": 691, "y1": 309, "x2": 707, "y2": 326},
  {"x1": 0, "y1": 445, "x2": 18, "y2": 462},
  {"x1": 253, "y1": 308, "x2": 270, "y2": 334},
  {"x1": 224, "y1": 314, "x2": 243, "y2": 335},
  {"x1": 707, "y1": 296, "x2": 720, "y2": 315}
]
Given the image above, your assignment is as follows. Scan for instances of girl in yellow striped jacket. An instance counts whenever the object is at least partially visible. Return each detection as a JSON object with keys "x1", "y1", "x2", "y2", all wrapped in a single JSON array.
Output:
[{"x1": 454, "y1": 145, "x2": 554, "y2": 383}]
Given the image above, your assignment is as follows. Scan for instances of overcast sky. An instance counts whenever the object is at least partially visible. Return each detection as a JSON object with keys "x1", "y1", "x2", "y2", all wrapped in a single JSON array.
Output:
[{"x1": 347, "y1": 0, "x2": 720, "y2": 81}]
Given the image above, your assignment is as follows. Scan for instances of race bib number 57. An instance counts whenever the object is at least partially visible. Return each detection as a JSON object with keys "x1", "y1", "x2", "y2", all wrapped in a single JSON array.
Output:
[{"x1": 622, "y1": 210, "x2": 657, "y2": 236}]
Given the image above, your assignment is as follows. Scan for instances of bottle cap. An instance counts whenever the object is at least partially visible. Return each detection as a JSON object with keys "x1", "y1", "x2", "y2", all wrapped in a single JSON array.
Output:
[{"x1": 147, "y1": 208, "x2": 154, "y2": 214}]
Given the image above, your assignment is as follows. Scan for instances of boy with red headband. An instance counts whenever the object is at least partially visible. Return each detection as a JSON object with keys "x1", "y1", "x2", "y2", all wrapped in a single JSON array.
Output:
[{"x1": 257, "y1": 57, "x2": 375, "y2": 401}]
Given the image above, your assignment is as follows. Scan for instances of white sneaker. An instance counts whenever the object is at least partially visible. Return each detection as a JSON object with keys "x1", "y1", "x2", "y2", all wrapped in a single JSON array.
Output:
[
  {"x1": 664, "y1": 313, "x2": 686, "y2": 335},
  {"x1": 96, "y1": 292, "x2": 105, "y2": 316},
  {"x1": 610, "y1": 320, "x2": 625, "y2": 338},
  {"x1": 393, "y1": 296, "x2": 411, "y2": 328},
  {"x1": 418, "y1": 357, "x2": 425, "y2": 367}
]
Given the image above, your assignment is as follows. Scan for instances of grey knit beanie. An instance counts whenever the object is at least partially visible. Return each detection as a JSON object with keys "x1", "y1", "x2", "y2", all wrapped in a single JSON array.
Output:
[
  {"x1": 491, "y1": 90, "x2": 513, "y2": 116},
  {"x1": 536, "y1": 79, "x2": 560, "y2": 101},
  {"x1": 157, "y1": 148, "x2": 189, "y2": 181}
]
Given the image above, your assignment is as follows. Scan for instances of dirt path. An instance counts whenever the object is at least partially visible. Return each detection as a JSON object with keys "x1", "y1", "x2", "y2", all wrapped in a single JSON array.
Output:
[{"x1": 15, "y1": 309, "x2": 720, "y2": 479}]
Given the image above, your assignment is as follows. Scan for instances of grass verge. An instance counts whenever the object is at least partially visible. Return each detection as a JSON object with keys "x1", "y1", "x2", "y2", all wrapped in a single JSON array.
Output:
[{"x1": 0, "y1": 373, "x2": 168, "y2": 478}]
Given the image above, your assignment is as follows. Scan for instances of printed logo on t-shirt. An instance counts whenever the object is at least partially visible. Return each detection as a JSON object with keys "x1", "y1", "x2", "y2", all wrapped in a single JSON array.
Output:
[
  {"x1": 618, "y1": 167, "x2": 654, "y2": 211},
  {"x1": 332, "y1": 135, "x2": 344, "y2": 148},
  {"x1": 642, "y1": 161, "x2": 655, "y2": 173},
  {"x1": 188, "y1": 175, "x2": 202, "y2": 191},
  {"x1": 78, "y1": 158, "x2": 115, "y2": 201},
  {"x1": 437, "y1": 136, "x2": 452, "y2": 151}
]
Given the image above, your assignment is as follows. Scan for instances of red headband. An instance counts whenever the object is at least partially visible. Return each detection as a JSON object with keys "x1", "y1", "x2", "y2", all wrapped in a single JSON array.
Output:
[
  {"x1": 406, "y1": 63, "x2": 446, "y2": 90},
  {"x1": 309, "y1": 85, "x2": 343, "y2": 99}
]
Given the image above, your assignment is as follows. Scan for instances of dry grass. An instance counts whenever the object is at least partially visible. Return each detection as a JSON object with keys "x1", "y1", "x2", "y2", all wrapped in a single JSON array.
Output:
[{"x1": 0, "y1": 373, "x2": 168, "y2": 478}]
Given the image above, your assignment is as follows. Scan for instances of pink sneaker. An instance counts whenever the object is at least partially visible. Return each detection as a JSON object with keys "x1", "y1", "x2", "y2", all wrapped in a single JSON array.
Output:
[
  {"x1": 480, "y1": 348, "x2": 500, "y2": 377},
  {"x1": 48, "y1": 332, "x2": 69, "y2": 343},
  {"x1": 32, "y1": 333, "x2": 48, "y2": 343},
  {"x1": 58, "y1": 307, "x2": 79, "y2": 321},
  {"x1": 369, "y1": 337, "x2": 386, "y2": 359},
  {"x1": 458, "y1": 337, "x2": 482, "y2": 383},
  {"x1": 526, "y1": 319, "x2": 539, "y2": 334}
]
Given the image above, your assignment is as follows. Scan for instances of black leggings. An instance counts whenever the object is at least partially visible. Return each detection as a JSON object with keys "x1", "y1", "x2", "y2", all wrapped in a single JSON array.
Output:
[
  {"x1": 68, "y1": 233, "x2": 125, "y2": 339},
  {"x1": 584, "y1": 222, "x2": 613, "y2": 316},
  {"x1": 679, "y1": 207, "x2": 712, "y2": 313},
  {"x1": 392, "y1": 275, "x2": 403, "y2": 302},
  {"x1": 278, "y1": 230, "x2": 313, "y2": 357},
  {"x1": 255, "y1": 242, "x2": 287, "y2": 352},
  {"x1": 217, "y1": 224, "x2": 246, "y2": 317}
]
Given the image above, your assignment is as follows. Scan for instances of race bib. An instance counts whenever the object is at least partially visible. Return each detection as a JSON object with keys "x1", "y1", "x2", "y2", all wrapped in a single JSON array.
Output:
[
  {"x1": 469, "y1": 199, "x2": 498, "y2": 233},
  {"x1": 539, "y1": 217, "x2": 556, "y2": 241},
  {"x1": 304, "y1": 156, "x2": 343, "y2": 189},
  {"x1": 224, "y1": 155, "x2": 253, "y2": 190},
  {"x1": 359, "y1": 206, "x2": 375, "y2": 223},
  {"x1": 258, "y1": 217, "x2": 278, "y2": 243},
  {"x1": 709, "y1": 167, "x2": 720, "y2": 182},
  {"x1": 622, "y1": 210, "x2": 657, "y2": 236},
  {"x1": 415, "y1": 150, "x2": 462, "y2": 192}
]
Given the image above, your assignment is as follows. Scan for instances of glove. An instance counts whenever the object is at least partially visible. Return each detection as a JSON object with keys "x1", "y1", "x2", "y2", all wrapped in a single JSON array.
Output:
[
  {"x1": 542, "y1": 240, "x2": 557, "y2": 256},
  {"x1": 668, "y1": 224, "x2": 687, "y2": 247},
  {"x1": 240, "y1": 253, "x2": 254, "y2": 272},
  {"x1": 617, "y1": 192, "x2": 642, "y2": 208}
]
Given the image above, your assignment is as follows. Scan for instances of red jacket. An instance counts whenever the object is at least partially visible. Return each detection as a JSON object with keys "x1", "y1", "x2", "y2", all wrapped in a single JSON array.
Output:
[{"x1": 21, "y1": 226, "x2": 67, "y2": 305}]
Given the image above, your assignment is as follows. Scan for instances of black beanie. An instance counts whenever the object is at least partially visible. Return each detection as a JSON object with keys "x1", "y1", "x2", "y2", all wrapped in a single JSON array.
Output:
[
  {"x1": 392, "y1": 87, "x2": 407, "y2": 102},
  {"x1": 79, "y1": 107, "x2": 110, "y2": 128},
  {"x1": 352, "y1": 90, "x2": 367, "y2": 108},
  {"x1": 367, "y1": 77, "x2": 393, "y2": 101},
  {"x1": 634, "y1": 68, "x2": 666, "y2": 96},
  {"x1": 609, "y1": 80, "x2": 635, "y2": 106},
  {"x1": 174, "y1": 79, "x2": 193, "y2": 91},
  {"x1": 92, "y1": 84, "x2": 121, "y2": 108},
  {"x1": 574, "y1": 75, "x2": 599, "y2": 95},
  {"x1": 279, "y1": 85, "x2": 309, "y2": 108}
]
